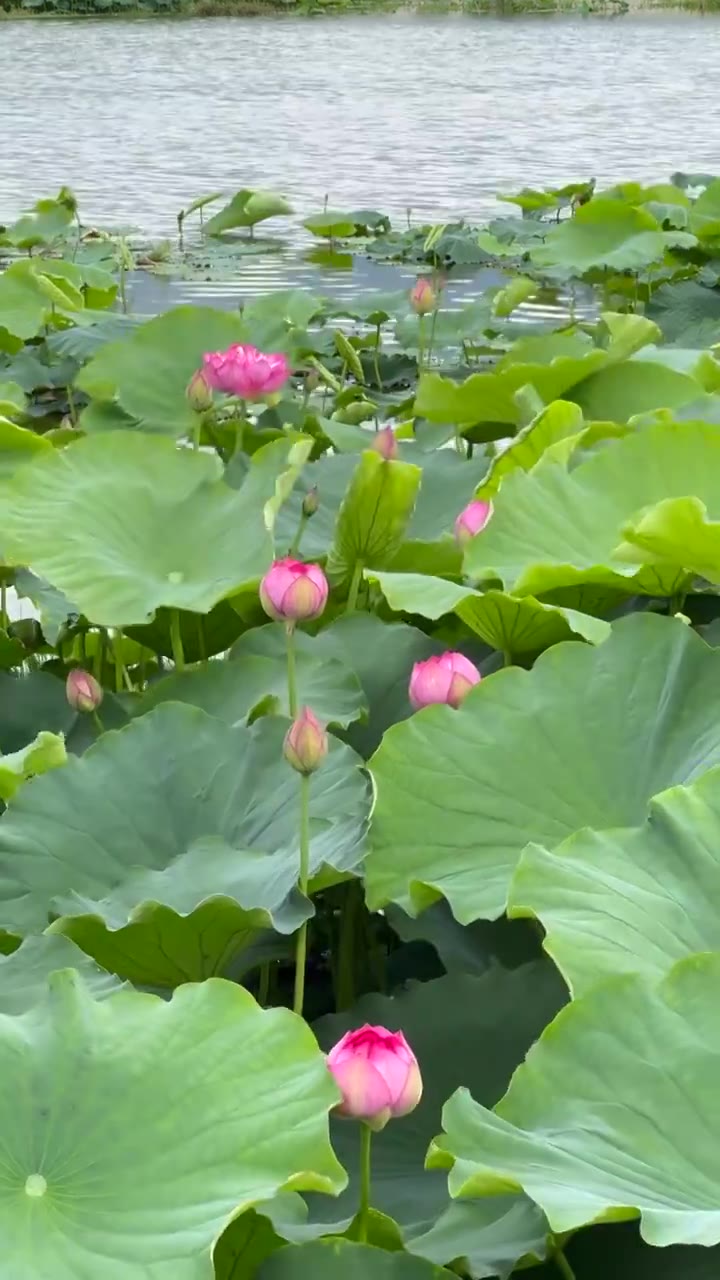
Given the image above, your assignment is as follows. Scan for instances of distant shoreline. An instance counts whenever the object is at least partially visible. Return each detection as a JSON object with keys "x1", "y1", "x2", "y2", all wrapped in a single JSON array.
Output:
[{"x1": 2, "y1": 0, "x2": 717, "y2": 18}]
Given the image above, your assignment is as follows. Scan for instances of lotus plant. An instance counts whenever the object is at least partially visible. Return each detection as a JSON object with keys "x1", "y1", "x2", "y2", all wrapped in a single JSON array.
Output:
[
  {"x1": 202, "y1": 343, "x2": 291, "y2": 400},
  {"x1": 409, "y1": 652, "x2": 481, "y2": 710}
]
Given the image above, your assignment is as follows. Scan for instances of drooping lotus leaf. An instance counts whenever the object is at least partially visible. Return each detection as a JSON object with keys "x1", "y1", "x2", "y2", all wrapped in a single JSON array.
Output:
[
  {"x1": 311, "y1": 964, "x2": 564, "y2": 1247},
  {"x1": 429, "y1": 953, "x2": 720, "y2": 1246},
  {"x1": 204, "y1": 189, "x2": 294, "y2": 236},
  {"x1": 0, "y1": 704, "x2": 371, "y2": 984},
  {"x1": 75, "y1": 305, "x2": 249, "y2": 435},
  {"x1": 3, "y1": 187, "x2": 76, "y2": 250},
  {"x1": 0, "y1": 971, "x2": 344, "y2": 1279},
  {"x1": 0, "y1": 417, "x2": 53, "y2": 478},
  {"x1": 407, "y1": 1197, "x2": 548, "y2": 1279},
  {"x1": 366, "y1": 614, "x2": 720, "y2": 920},
  {"x1": 326, "y1": 452, "x2": 421, "y2": 588},
  {"x1": 0, "y1": 934, "x2": 122, "y2": 1013},
  {"x1": 530, "y1": 198, "x2": 696, "y2": 273},
  {"x1": 478, "y1": 399, "x2": 585, "y2": 496},
  {"x1": 509, "y1": 765, "x2": 720, "y2": 994},
  {"x1": 0, "y1": 730, "x2": 66, "y2": 801},
  {"x1": 0, "y1": 260, "x2": 81, "y2": 352},
  {"x1": 463, "y1": 419, "x2": 720, "y2": 598},
  {"x1": 367, "y1": 571, "x2": 609, "y2": 655},
  {"x1": 138, "y1": 623, "x2": 366, "y2": 728},
  {"x1": 572, "y1": 347, "x2": 720, "y2": 421},
  {"x1": 617, "y1": 494, "x2": 720, "y2": 585},
  {"x1": 213, "y1": 1194, "x2": 310, "y2": 1280},
  {"x1": 259, "y1": 1239, "x2": 452, "y2": 1280},
  {"x1": 0, "y1": 432, "x2": 311, "y2": 627}
]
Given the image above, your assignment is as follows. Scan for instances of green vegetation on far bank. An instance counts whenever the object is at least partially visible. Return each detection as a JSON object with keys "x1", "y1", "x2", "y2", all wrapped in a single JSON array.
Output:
[{"x1": 2, "y1": 0, "x2": 716, "y2": 18}]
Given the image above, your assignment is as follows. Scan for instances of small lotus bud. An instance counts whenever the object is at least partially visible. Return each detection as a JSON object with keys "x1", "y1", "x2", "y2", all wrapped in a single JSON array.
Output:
[
  {"x1": 409, "y1": 652, "x2": 481, "y2": 710},
  {"x1": 260, "y1": 559, "x2": 329, "y2": 623},
  {"x1": 283, "y1": 707, "x2": 328, "y2": 775},
  {"x1": 455, "y1": 499, "x2": 493, "y2": 545},
  {"x1": 302, "y1": 486, "x2": 320, "y2": 518},
  {"x1": 327, "y1": 1025, "x2": 422, "y2": 1132},
  {"x1": 186, "y1": 369, "x2": 213, "y2": 413},
  {"x1": 66, "y1": 668, "x2": 103, "y2": 713},
  {"x1": 371, "y1": 427, "x2": 398, "y2": 461},
  {"x1": 410, "y1": 278, "x2": 436, "y2": 315}
]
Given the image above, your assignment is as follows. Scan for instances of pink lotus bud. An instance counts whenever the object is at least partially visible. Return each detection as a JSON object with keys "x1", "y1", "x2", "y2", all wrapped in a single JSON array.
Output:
[
  {"x1": 409, "y1": 652, "x2": 481, "y2": 710},
  {"x1": 66, "y1": 668, "x2": 103, "y2": 713},
  {"x1": 260, "y1": 558, "x2": 329, "y2": 623},
  {"x1": 327, "y1": 1025, "x2": 422, "y2": 1132},
  {"x1": 202, "y1": 343, "x2": 291, "y2": 400},
  {"x1": 186, "y1": 368, "x2": 213, "y2": 413},
  {"x1": 454, "y1": 499, "x2": 493, "y2": 545},
  {"x1": 283, "y1": 706, "x2": 328, "y2": 775},
  {"x1": 371, "y1": 427, "x2": 398, "y2": 461},
  {"x1": 410, "y1": 278, "x2": 436, "y2": 315}
]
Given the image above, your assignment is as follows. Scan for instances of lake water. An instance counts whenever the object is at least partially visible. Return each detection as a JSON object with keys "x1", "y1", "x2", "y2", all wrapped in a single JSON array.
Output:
[{"x1": 2, "y1": 12, "x2": 720, "y2": 307}]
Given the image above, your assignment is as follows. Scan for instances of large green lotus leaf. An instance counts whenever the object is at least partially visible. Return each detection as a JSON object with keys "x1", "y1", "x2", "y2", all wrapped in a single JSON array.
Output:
[
  {"x1": 509, "y1": 765, "x2": 720, "y2": 994},
  {"x1": 428, "y1": 952, "x2": 720, "y2": 1246},
  {"x1": 531, "y1": 198, "x2": 697, "y2": 272},
  {"x1": 366, "y1": 614, "x2": 720, "y2": 921},
  {"x1": 0, "y1": 704, "x2": 371, "y2": 985},
  {"x1": 478, "y1": 400, "x2": 585, "y2": 497},
  {"x1": 0, "y1": 934, "x2": 122, "y2": 1013},
  {"x1": 259, "y1": 1240, "x2": 451, "y2": 1280},
  {"x1": 407, "y1": 1198, "x2": 547, "y2": 1279},
  {"x1": 0, "y1": 417, "x2": 53, "y2": 478},
  {"x1": 572, "y1": 348, "x2": 720, "y2": 421},
  {"x1": 0, "y1": 261, "x2": 65, "y2": 352},
  {"x1": 312, "y1": 614, "x2": 444, "y2": 758},
  {"x1": 405, "y1": 452, "x2": 489, "y2": 543},
  {"x1": 368, "y1": 571, "x2": 609, "y2": 654},
  {"x1": 326, "y1": 452, "x2": 422, "y2": 588},
  {"x1": 0, "y1": 971, "x2": 344, "y2": 1280},
  {"x1": 386, "y1": 901, "x2": 543, "y2": 978},
  {"x1": 76, "y1": 306, "x2": 248, "y2": 435},
  {"x1": 0, "y1": 730, "x2": 66, "y2": 801},
  {"x1": 4, "y1": 187, "x2": 76, "y2": 250},
  {"x1": 138, "y1": 623, "x2": 365, "y2": 728},
  {"x1": 617, "y1": 495, "x2": 720, "y2": 585},
  {"x1": 0, "y1": 670, "x2": 74, "y2": 753},
  {"x1": 0, "y1": 432, "x2": 309, "y2": 626},
  {"x1": 413, "y1": 351, "x2": 606, "y2": 429},
  {"x1": 0, "y1": 380, "x2": 27, "y2": 416},
  {"x1": 463, "y1": 419, "x2": 720, "y2": 598},
  {"x1": 311, "y1": 964, "x2": 564, "y2": 1246},
  {"x1": 689, "y1": 178, "x2": 720, "y2": 240},
  {"x1": 205, "y1": 189, "x2": 294, "y2": 236},
  {"x1": 214, "y1": 1195, "x2": 309, "y2": 1279}
]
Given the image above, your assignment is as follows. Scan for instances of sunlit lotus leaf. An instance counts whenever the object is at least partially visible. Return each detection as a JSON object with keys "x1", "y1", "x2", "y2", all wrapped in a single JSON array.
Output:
[
  {"x1": 0, "y1": 971, "x2": 344, "y2": 1279},
  {"x1": 0, "y1": 934, "x2": 122, "y2": 1013},
  {"x1": 617, "y1": 495, "x2": 720, "y2": 585},
  {"x1": 368, "y1": 571, "x2": 609, "y2": 654},
  {"x1": 510, "y1": 765, "x2": 720, "y2": 994},
  {"x1": 326, "y1": 451, "x2": 421, "y2": 587},
  {"x1": 429, "y1": 953, "x2": 720, "y2": 1246},
  {"x1": 0, "y1": 704, "x2": 370, "y2": 985},
  {"x1": 204, "y1": 189, "x2": 294, "y2": 235},
  {"x1": 0, "y1": 730, "x2": 66, "y2": 801},
  {"x1": 464, "y1": 419, "x2": 720, "y2": 599},
  {"x1": 689, "y1": 178, "x2": 720, "y2": 240},
  {"x1": 76, "y1": 305, "x2": 249, "y2": 435},
  {"x1": 366, "y1": 615, "x2": 720, "y2": 920},
  {"x1": 0, "y1": 432, "x2": 309, "y2": 627},
  {"x1": 4, "y1": 187, "x2": 76, "y2": 250},
  {"x1": 531, "y1": 198, "x2": 696, "y2": 272}
]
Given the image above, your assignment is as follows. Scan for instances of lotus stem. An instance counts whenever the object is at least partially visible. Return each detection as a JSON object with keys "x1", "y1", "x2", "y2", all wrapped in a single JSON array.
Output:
[
  {"x1": 336, "y1": 880, "x2": 361, "y2": 1011},
  {"x1": 346, "y1": 561, "x2": 364, "y2": 613},
  {"x1": 417, "y1": 314, "x2": 426, "y2": 375},
  {"x1": 0, "y1": 582, "x2": 6, "y2": 631},
  {"x1": 170, "y1": 610, "x2": 185, "y2": 671},
  {"x1": 286, "y1": 623, "x2": 298, "y2": 717},
  {"x1": 373, "y1": 323, "x2": 382, "y2": 389},
  {"x1": 357, "y1": 1122, "x2": 372, "y2": 1242},
  {"x1": 292, "y1": 773, "x2": 311, "y2": 1017},
  {"x1": 92, "y1": 710, "x2": 105, "y2": 736},
  {"x1": 552, "y1": 1245, "x2": 576, "y2": 1280},
  {"x1": 427, "y1": 304, "x2": 439, "y2": 368}
]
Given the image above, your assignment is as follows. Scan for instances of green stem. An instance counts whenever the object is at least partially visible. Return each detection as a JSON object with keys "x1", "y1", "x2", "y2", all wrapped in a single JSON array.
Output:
[
  {"x1": 427, "y1": 305, "x2": 439, "y2": 367},
  {"x1": 170, "y1": 610, "x2": 185, "y2": 671},
  {"x1": 503, "y1": 649, "x2": 513, "y2": 668},
  {"x1": 67, "y1": 383, "x2": 78, "y2": 427},
  {"x1": 286, "y1": 623, "x2": 298, "y2": 717},
  {"x1": 552, "y1": 1245, "x2": 576, "y2": 1280},
  {"x1": 289, "y1": 514, "x2": 308, "y2": 558},
  {"x1": 292, "y1": 773, "x2": 311, "y2": 1017},
  {"x1": 417, "y1": 314, "x2": 426, "y2": 375},
  {"x1": 92, "y1": 710, "x2": 105, "y2": 735},
  {"x1": 0, "y1": 582, "x2": 7, "y2": 631},
  {"x1": 257, "y1": 963, "x2": 270, "y2": 1007},
  {"x1": 373, "y1": 324, "x2": 382, "y2": 389},
  {"x1": 346, "y1": 561, "x2": 364, "y2": 613},
  {"x1": 669, "y1": 591, "x2": 686, "y2": 616},
  {"x1": 113, "y1": 630, "x2": 133, "y2": 693},
  {"x1": 357, "y1": 1123, "x2": 372, "y2": 1243}
]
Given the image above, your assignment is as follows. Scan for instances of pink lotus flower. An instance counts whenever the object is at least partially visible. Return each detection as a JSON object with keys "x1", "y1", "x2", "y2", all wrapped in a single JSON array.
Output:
[
  {"x1": 455, "y1": 499, "x2": 493, "y2": 545},
  {"x1": 410, "y1": 278, "x2": 436, "y2": 315},
  {"x1": 327, "y1": 1025, "x2": 422, "y2": 1131},
  {"x1": 202, "y1": 343, "x2": 291, "y2": 400},
  {"x1": 283, "y1": 706, "x2": 328, "y2": 775},
  {"x1": 409, "y1": 652, "x2": 481, "y2": 710},
  {"x1": 66, "y1": 668, "x2": 103, "y2": 713},
  {"x1": 260, "y1": 559, "x2": 329, "y2": 623},
  {"x1": 371, "y1": 427, "x2": 398, "y2": 461}
]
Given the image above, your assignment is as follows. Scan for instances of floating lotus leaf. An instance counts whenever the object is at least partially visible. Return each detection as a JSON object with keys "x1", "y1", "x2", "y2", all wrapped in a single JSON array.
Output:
[
  {"x1": 429, "y1": 953, "x2": 720, "y2": 1246},
  {"x1": 531, "y1": 198, "x2": 696, "y2": 272},
  {"x1": 366, "y1": 615, "x2": 720, "y2": 920}
]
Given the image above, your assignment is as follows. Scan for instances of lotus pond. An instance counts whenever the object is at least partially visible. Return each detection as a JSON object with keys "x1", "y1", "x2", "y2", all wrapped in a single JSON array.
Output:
[{"x1": 2, "y1": 173, "x2": 720, "y2": 1279}]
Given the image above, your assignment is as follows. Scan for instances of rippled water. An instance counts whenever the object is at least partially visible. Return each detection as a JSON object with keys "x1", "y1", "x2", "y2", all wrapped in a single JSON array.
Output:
[{"x1": 3, "y1": 12, "x2": 720, "y2": 304}]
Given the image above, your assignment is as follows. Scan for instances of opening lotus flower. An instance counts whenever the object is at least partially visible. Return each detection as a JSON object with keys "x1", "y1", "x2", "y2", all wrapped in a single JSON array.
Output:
[
  {"x1": 455, "y1": 499, "x2": 493, "y2": 545},
  {"x1": 409, "y1": 652, "x2": 481, "y2": 710},
  {"x1": 202, "y1": 343, "x2": 291, "y2": 400}
]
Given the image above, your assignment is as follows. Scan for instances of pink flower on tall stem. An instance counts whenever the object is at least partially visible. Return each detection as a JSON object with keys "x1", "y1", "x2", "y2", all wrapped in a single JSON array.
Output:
[
  {"x1": 260, "y1": 559, "x2": 329, "y2": 623},
  {"x1": 409, "y1": 652, "x2": 481, "y2": 710},
  {"x1": 455, "y1": 499, "x2": 493, "y2": 545},
  {"x1": 410, "y1": 278, "x2": 436, "y2": 315},
  {"x1": 327, "y1": 1025, "x2": 422, "y2": 1131},
  {"x1": 202, "y1": 343, "x2": 291, "y2": 399},
  {"x1": 283, "y1": 707, "x2": 328, "y2": 775}
]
